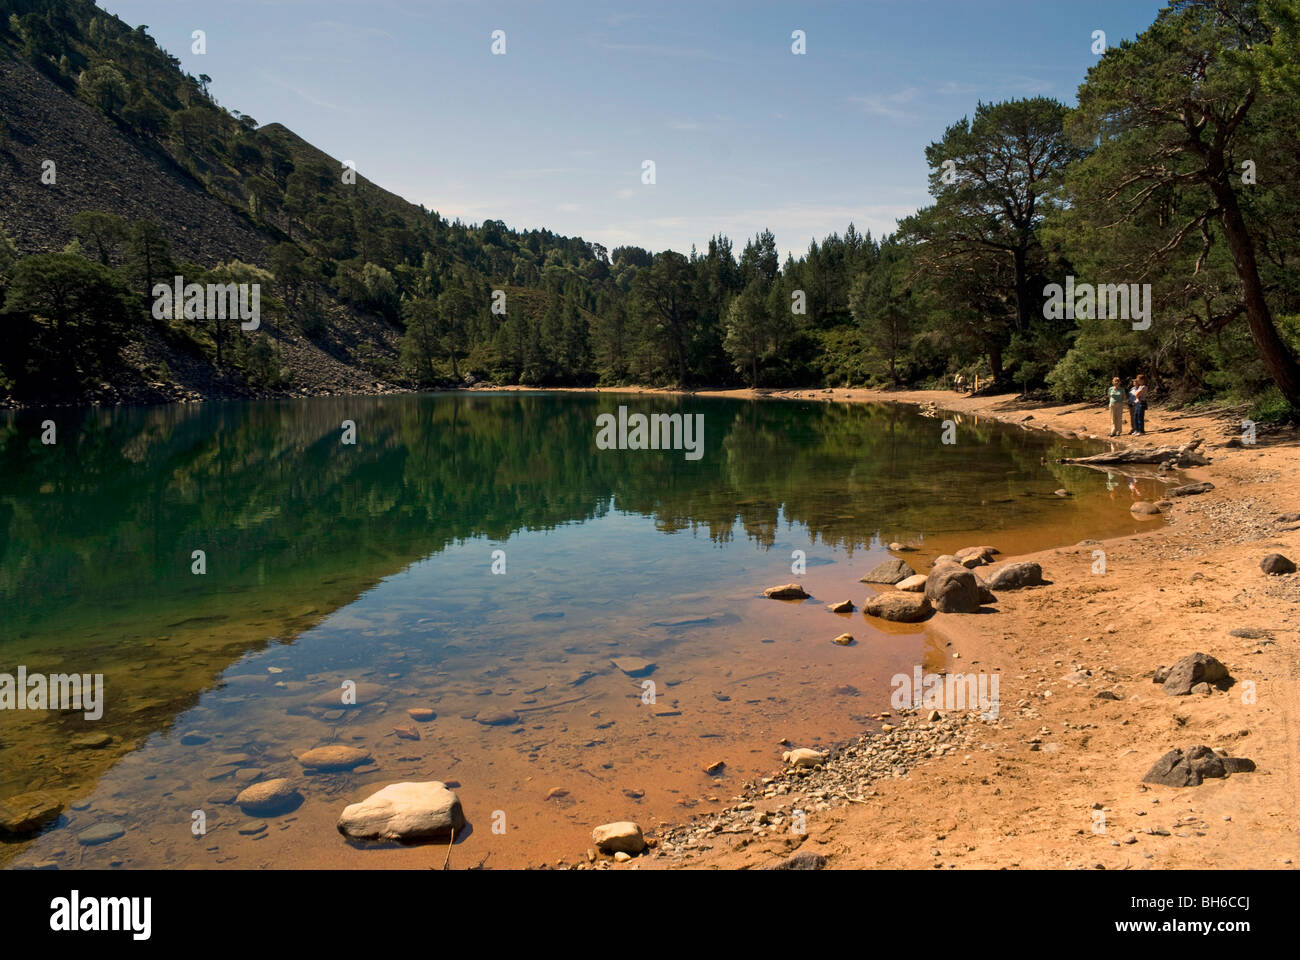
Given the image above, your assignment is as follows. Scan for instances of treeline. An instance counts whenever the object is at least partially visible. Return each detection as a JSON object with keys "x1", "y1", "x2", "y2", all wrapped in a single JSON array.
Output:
[{"x1": 3, "y1": 0, "x2": 1300, "y2": 419}]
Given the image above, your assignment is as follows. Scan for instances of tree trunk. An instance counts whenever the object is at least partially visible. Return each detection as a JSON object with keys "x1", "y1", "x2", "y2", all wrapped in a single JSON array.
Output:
[
  {"x1": 1012, "y1": 246, "x2": 1030, "y2": 333},
  {"x1": 1060, "y1": 438, "x2": 1207, "y2": 466},
  {"x1": 988, "y1": 340, "x2": 1004, "y2": 382},
  {"x1": 1211, "y1": 180, "x2": 1300, "y2": 408}
]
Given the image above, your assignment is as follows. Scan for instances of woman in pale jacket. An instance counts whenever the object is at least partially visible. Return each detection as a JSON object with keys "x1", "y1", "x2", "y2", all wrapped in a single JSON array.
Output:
[{"x1": 1106, "y1": 376, "x2": 1124, "y2": 437}]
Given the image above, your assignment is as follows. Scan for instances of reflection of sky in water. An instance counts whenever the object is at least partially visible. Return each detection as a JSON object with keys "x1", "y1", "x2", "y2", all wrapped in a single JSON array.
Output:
[
  {"x1": 271, "y1": 507, "x2": 843, "y2": 680},
  {"x1": 0, "y1": 394, "x2": 1171, "y2": 868}
]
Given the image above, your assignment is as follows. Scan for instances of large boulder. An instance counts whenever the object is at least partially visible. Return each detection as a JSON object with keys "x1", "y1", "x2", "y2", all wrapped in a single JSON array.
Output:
[
  {"x1": 1141, "y1": 746, "x2": 1231, "y2": 787},
  {"x1": 338, "y1": 781, "x2": 466, "y2": 842},
  {"x1": 0, "y1": 791, "x2": 63, "y2": 836},
  {"x1": 1260, "y1": 553, "x2": 1296, "y2": 575},
  {"x1": 591, "y1": 821, "x2": 646, "y2": 855},
  {"x1": 763, "y1": 583, "x2": 810, "y2": 599},
  {"x1": 985, "y1": 561, "x2": 1044, "y2": 591},
  {"x1": 1157, "y1": 653, "x2": 1230, "y2": 696},
  {"x1": 863, "y1": 592, "x2": 933, "y2": 623},
  {"x1": 859, "y1": 558, "x2": 916, "y2": 585},
  {"x1": 925, "y1": 565, "x2": 982, "y2": 613},
  {"x1": 236, "y1": 778, "x2": 303, "y2": 816}
]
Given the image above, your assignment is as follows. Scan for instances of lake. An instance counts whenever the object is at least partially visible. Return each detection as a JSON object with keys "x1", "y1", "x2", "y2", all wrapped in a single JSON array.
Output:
[{"x1": 0, "y1": 391, "x2": 1163, "y2": 868}]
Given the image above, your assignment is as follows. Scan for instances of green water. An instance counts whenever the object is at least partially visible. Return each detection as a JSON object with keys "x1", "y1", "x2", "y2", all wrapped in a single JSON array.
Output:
[{"x1": 0, "y1": 392, "x2": 1163, "y2": 868}]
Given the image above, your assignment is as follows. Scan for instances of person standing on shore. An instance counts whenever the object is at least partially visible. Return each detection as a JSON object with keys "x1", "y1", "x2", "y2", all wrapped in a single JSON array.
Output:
[
  {"x1": 1131, "y1": 374, "x2": 1148, "y2": 435},
  {"x1": 1107, "y1": 376, "x2": 1125, "y2": 436}
]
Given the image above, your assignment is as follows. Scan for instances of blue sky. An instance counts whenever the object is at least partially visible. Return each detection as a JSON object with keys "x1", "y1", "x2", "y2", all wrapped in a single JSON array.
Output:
[{"x1": 100, "y1": 0, "x2": 1166, "y2": 260}]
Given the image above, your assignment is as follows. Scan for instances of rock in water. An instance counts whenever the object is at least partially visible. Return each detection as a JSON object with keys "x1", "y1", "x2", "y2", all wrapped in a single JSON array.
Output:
[
  {"x1": 859, "y1": 559, "x2": 916, "y2": 585},
  {"x1": 863, "y1": 593, "x2": 933, "y2": 623},
  {"x1": 77, "y1": 822, "x2": 126, "y2": 846},
  {"x1": 827, "y1": 599, "x2": 855, "y2": 613},
  {"x1": 310, "y1": 682, "x2": 387, "y2": 708},
  {"x1": 831, "y1": 633, "x2": 855, "y2": 646},
  {"x1": 1141, "y1": 746, "x2": 1230, "y2": 787},
  {"x1": 1157, "y1": 652, "x2": 1230, "y2": 695},
  {"x1": 763, "y1": 583, "x2": 810, "y2": 600},
  {"x1": 591, "y1": 821, "x2": 646, "y2": 854},
  {"x1": 337, "y1": 781, "x2": 466, "y2": 842},
  {"x1": 985, "y1": 561, "x2": 1044, "y2": 590},
  {"x1": 1168, "y1": 481, "x2": 1214, "y2": 497},
  {"x1": 896, "y1": 574, "x2": 928, "y2": 592},
  {"x1": 71, "y1": 733, "x2": 112, "y2": 749},
  {"x1": 1130, "y1": 501, "x2": 1162, "y2": 516},
  {"x1": 0, "y1": 791, "x2": 63, "y2": 836},
  {"x1": 1260, "y1": 553, "x2": 1296, "y2": 575},
  {"x1": 407, "y1": 708, "x2": 436, "y2": 722},
  {"x1": 297, "y1": 745, "x2": 373, "y2": 771},
  {"x1": 611, "y1": 657, "x2": 656, "y2": 677},
  {"x1": 236, "y1": 778, "x2": 303, "y2": 816},
  {"x1": 954, "y1": 545, "x2": 999, "y2": 563},
  {"x1": 924, "y1": 565, "x2": 981, "y2": 613},
  {"x1": 475, "y1": 709, "x2": 520, "y2": 726}
]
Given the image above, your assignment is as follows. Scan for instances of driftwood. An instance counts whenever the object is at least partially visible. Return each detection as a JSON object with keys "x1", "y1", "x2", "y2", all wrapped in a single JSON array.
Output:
[{"x1": 1058, "y1": 437, "x2": 1208, "y2": 467}]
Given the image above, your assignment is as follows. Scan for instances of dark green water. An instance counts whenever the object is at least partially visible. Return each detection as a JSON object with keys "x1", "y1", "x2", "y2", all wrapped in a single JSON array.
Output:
[{"x1": 0, "y1": 392, "x2": 1162, "y2": 868}]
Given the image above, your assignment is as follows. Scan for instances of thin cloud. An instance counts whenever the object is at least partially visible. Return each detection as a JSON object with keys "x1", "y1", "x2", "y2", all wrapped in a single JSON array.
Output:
[
  {"x1": 257, "y1": 70, "x2": 344, "y2": 111},
  {"x1": 598, "y1": 42, "x2": 739, "y2": 64},
  {"x1": 847, "y1": 88, "x2": 920, "y2": 119},
  {"x1": 307, "y1": 20, "x2": 396, "y2": 42}
]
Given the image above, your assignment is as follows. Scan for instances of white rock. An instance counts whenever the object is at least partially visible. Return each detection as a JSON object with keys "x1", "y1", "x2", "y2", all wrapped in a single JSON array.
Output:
[
  {"x1": 783, "y1": 748, "x2": 827, "y2": 768},
  {"x1": 591, "y1": 820, "x2": 646, "y2": 854},
  {"x1": 337, "y1": 781, "x2": 466, "y2": 842}
]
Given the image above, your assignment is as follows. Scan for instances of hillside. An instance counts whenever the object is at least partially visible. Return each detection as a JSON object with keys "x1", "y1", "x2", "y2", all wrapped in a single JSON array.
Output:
[
  {"x1": 0, "y1": 0, "x2": 616, "y2": 406},
  {"x1": 1, "y1": 0, "x2": 1297, "y2": 417}
]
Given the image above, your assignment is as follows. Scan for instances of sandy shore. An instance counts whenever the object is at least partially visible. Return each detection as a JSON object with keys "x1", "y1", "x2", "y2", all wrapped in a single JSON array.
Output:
[{"x1": 508, "y1": 385, "x2": 1300, "y2": 869}]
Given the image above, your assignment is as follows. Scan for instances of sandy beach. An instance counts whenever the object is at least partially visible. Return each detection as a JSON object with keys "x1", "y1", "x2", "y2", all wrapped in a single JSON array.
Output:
[{"x1": 483, "y1": 385, "x2": 1300, "y2": 870}]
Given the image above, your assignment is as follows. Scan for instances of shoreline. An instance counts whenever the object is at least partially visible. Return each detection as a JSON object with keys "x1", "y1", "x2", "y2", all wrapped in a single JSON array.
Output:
[
  {"x1": 541, "y1": 387, "x2": 1300, "y2": 870},
  {"x1": 7, "y1": 385, "x2": 1296, "y2": 870}
]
